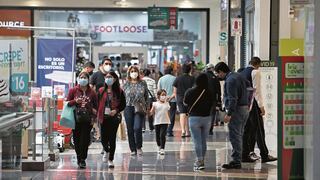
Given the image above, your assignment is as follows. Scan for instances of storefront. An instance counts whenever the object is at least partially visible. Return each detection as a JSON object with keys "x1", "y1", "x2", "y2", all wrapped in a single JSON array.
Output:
[{"x1": 33, "y1": 9, "x2": 208, "y2": 75}]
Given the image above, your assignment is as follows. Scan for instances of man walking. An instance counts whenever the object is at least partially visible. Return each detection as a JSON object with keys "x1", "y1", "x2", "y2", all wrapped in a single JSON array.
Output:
[{"x1": 214, "y1": 62, "x2": 249, "y2": 169}]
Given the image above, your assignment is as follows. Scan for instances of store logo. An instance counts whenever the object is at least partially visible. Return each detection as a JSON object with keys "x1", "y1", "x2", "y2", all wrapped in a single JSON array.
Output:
[
  {"x1": 0, "y1": 21, "x2": 25, "y2": 27},
  {"x1": 94, "y1": 25, "x2": 148, "y2": 33}
]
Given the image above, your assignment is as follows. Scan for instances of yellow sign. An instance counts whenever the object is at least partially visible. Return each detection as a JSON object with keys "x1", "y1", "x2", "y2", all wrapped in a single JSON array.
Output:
[{"x1": 279, "y1": 39, "x2": 304, "y2": 56}]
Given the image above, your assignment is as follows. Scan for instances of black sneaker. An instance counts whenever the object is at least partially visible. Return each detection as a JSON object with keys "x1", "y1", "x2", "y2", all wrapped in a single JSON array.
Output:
[
  {"x1": 194, "y1": 160, "x2": 205, "y2": 170},
  {"x1": 242, "y1": 156, "x2": 257, "y2": 163},
  {"x1": 261, "y1": 155, "x2": 277, "y2": 163},
  {"x1": 79, "y1": 161, "x2": 86, "y2": 169},
  {"x1": 167, "y1": 133, "x2": 174, "y2": 137},
  {"x1": 222, "y1": 161, "x2": 241, "y2": 169}
]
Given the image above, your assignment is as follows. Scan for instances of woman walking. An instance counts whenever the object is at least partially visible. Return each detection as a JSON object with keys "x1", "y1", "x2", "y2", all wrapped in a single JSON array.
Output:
[
  {"x1": 183, "y1": 73, "x2": 213, "y2": 170},
  {"x1": 67, "y1": 72, "x2": 98, "y2": 169},
  {"x1": 123, "y1": 66, "x2": 149, "y2": 156},
  {"x1": 97, "y1": 71, "x2": 126, "y2": 168}
]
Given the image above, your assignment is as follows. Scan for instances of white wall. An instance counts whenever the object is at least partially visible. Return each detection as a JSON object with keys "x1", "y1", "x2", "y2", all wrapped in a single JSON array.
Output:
[
  {"x1": 254, "y1": 0, "x2": 270, "y2": 60},
  {"x1": 0, "y1": 0, "x2": 221, "y2": 64}
]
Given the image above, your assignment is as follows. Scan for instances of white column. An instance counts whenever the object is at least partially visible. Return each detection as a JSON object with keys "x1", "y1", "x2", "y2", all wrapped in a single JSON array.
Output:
[
  {"x1": 279, "y1": 0, "x2": 292, "y2": 38},
  {"x1": 254, "y1": 0, "x2": 271, "y2": 60}
]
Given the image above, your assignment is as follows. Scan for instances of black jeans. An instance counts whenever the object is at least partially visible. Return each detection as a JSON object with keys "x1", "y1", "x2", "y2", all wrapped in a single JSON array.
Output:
[
  {"x1": 167, "y1": 102, "x2": 177, "y2": 135},
  {"x1": 101, "y1": 116, "x2": 120, "y2": 161},
  {"x1": 155, "y1": 124, "x2": 168, "y2": 149},
  {"x1": 72, "y1": 122, "x2": 92, "y2": 162},
  {"x1": 242, "y1": 100, "x2": 269, "y2": 159}
]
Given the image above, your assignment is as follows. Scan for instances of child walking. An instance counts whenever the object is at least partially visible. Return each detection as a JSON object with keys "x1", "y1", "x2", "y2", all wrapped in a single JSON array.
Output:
[{"x1": 150, "y1": 89, "x2": 170, "y2": 155}]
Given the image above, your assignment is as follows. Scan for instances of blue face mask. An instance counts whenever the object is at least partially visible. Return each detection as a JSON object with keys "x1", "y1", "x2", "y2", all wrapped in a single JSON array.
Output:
[
  {"x1": 105, "y1": 78, "x2": 114, "y2": 86},
  {"x1": 77, "y1": 78, "x2": 88, "y2": 86}
]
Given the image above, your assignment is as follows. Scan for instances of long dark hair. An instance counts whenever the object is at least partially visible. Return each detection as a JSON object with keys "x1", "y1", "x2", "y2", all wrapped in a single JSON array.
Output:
[
  {"x1": 104, "y1": 71, "x2": 121, "y2": 98},
  {"x1": 195, "y1": 73, "x2": 209, "y2": 90}
]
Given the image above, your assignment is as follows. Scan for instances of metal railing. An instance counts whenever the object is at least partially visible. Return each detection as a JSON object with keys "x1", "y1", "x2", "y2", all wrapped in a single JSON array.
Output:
[{"x1": 0, "y1": 112, "x2": 33, "y2": 131}]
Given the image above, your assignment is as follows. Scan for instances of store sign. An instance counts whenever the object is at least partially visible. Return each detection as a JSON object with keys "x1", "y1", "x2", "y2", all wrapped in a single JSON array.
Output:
[
  {"x1": 290, "y1": 0, "x2": 310, "y2": 5},
  {"x1": 148, "y1": 7, "x2": 178, "y2": 29},
  {"x1": 0, "y1": 40, "x2": 29, "y2": 102},
  {"x1": 231, "y1": 18, "x2": 242, "y2": 36},
  {"x1": 0, "y1": 10, "x2": 31, "y2": 37},
  {"x1": 219, "y1": 31, "x2": 228, "y2": 46},
  {"x1": 93, "y1": 14, "x2": 153, "y2": 42},
  {"x1": 279, "y1": 39, "x2": 304, "y2": 56}
]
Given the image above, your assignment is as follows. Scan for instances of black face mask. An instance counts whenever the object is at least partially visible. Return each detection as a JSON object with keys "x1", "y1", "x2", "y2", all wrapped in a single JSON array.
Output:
[{"x1": 88, "y1": 71, "x2": 93, "y2": 76}]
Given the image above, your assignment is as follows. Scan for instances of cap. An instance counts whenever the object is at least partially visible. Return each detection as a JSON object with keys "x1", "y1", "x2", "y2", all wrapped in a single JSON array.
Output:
[{"x1": 206, "y1": 63, "x2": 214, "y2": 69}]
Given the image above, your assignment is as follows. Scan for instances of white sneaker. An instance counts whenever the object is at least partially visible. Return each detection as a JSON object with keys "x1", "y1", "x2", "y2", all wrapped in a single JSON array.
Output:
[
  {"x1": 130, "y1": 151, "x2": 137, "y2": 156},
  {"x1": 103, "y1": 152, "x2": 108, "y2": 163},
  {"x1": 108, "y1": 160, "x2": 114, "y2": 168},
  {"x1": 159, "y1": 149, "x2": 165, "y2": 155},
  {"x1": 137, "y1": 149, "x2": 143, "y2": 155}
]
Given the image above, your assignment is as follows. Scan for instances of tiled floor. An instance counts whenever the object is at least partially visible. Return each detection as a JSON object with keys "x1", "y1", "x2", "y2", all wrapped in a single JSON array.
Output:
[{"x1": 1, "y1": 126, "x2": 277, "y2": 179}]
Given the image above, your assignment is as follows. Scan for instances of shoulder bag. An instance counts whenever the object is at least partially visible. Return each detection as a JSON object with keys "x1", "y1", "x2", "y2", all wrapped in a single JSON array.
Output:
[{"x1": 185, "y1": 89, "x2": 205, "y2": 116}]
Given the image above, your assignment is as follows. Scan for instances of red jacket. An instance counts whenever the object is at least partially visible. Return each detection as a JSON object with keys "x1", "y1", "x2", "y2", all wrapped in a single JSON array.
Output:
[{"x1": 67, "y1": 85, "x2": 98, "y2": 121}]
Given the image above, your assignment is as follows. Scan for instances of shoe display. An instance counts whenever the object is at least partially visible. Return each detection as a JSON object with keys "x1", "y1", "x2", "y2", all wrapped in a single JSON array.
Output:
[
  {"x1": 108, "y1": 160, "x2": 115, "y2": 168},
  {"x1": 137, "y1": 149, "x2": 143, "y2": 155},
  {"x1": 194, "y1": 160, "x2": 205, "y2": 170},
  {"x1": 222, "y1": 161, "x2": 241, "y2": 169},
  {"x1": 262, "y1": 155, "x2": 277, "y2": 163}
]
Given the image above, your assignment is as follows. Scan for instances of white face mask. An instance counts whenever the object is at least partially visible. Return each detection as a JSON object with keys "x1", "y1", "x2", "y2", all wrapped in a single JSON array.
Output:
[
  {"x1": 103, "y1": 65, "x2": 112, "y2": 72},
  {"x1": 160, "y1": 95, "x2": 166, "y2": 102},
  {"x1": 130, "y1": 72, "x2": 138, "y2": 79}
]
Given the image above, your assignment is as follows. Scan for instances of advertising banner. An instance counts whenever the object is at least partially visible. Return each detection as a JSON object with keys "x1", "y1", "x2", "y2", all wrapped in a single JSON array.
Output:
[
  {"x1": 0, "y1": 39, "x2": 29, "y2": 102},
  {"x1": 37, "y1": 39, "x2": 74, "y2": 91},
  {"x1": 148, "y1": 7, "x2": 178, "y2": 29}
]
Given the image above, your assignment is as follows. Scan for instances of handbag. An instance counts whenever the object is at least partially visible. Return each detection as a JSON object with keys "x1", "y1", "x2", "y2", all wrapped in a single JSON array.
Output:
[
  {"x1": 60, "y1": 103, "x2": 75, "y2": 129},
  {"x1": 147, "y1": 89, "x2": 157, "y2": 102},
  {"x1": 185, "y1": 89, "x2": 205, "y2": 116},
  {"x1": 75, "y1": 107, "x2": 91, "y2": 123},
  {"x1": 134, "y1": 101, "x2": 147, "y2": 115}
]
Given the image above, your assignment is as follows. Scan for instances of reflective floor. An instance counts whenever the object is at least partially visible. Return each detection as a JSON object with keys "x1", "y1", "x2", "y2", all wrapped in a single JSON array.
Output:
[{"x1": 1, "y1": 126, "x2": 277, "y2": 179}]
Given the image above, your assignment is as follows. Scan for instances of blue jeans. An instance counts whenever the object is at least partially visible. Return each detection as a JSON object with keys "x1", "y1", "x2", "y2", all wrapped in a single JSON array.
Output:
[
  {"x1": 189, "y1": 116, "x2": 211, "y2": 161},
  {"x1": 124, "y1": 106, "x2": 144, "y2": 152},
  {"x1": 228, "y1": 106, "x2": 249, "y2": 164},
  {"x1": 167, "y1": 102, "x2": 177, "y2": 135}
]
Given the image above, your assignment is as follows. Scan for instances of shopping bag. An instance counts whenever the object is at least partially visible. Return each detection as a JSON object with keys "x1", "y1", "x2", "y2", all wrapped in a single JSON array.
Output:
[
  {"x1": 117, "y1": 121, "x2": 127, "y2": 141},
  {"x1": 60, "y1": 102, "x2": 75, "y2": 129}
]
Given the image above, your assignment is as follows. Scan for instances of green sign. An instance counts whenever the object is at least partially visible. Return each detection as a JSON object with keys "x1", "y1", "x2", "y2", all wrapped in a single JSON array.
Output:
[
  {"x1": 219, "y1": 32, "x2": 228, "y2": 46},
  {"x1": 148, "y1": 7, "x2": 178, "y2": 29},
  {"x1": 279, "y1": 39, "x2": 304, "y2": 56},
  {"x1": 10, "y1": 73, "x2": 28, "y2": 93}
]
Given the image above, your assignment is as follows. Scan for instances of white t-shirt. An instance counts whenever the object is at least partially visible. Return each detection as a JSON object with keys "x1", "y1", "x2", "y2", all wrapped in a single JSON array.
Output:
[{"x1": 153, "y1": 101, "x2": 170, "y2": 125}]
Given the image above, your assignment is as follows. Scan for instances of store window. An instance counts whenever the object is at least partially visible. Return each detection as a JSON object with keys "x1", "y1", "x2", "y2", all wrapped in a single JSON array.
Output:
[{"x1": 34, "y1": 10, "x2": 207, "y2": 75}]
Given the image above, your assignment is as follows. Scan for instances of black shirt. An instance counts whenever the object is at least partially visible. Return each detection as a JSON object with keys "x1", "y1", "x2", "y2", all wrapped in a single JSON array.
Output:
[
  {"x1": 173, "y1": 74, "x2": 195, "y2": 101},
  {"x1": 184, "y1": 87, "x2": 213, "y2": 116},
  {"x1": 90, "y1": 70, "x2": 105, "y2": 92}
]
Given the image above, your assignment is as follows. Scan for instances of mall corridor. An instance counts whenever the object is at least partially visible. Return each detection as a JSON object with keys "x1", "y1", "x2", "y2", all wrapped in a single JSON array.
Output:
[{"x1": 0, "y1": 127, "x2": 277, "y2": 179}]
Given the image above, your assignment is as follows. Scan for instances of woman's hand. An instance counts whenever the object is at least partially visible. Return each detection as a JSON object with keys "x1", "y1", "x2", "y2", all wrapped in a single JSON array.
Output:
[
  {"x1": 110, "y1": 110, "x2": 117, "y2": 116},
  {"x1": 92, "y1": 108, "x2": 97, "y2": 115}
]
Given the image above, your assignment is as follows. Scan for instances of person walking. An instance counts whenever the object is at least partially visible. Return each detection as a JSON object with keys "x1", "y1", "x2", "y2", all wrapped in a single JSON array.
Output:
[
  {"x1": 214, "y1": 62, "x2": 249, "y2": 169},
  {"x1": 123, "y1": 66, "x2": 149, "y2": 156},
  {"x1": 97, "y1": 71, "x2": 126, "y2": 168},
  {"x1": 67, "y1": 72, "x2": 98, "y2": 169},
  {"x1": 183, "y1": 73, "x2": 214, "y2": 170},
  {"x1": 157, "y1": 67, "x2": 177, "y2": 137},
  {"x1": 173, "y1": 63, "x2": 195, "y2": 138},
  {"x1": 150, "y1": 89, "x2": 171, "y2": 155},
  {"x1": 240, "y1": 57, "x2": 277, "y2": 163},
  {"x1": 141, "y1": 69, "x2": 157, "y2": 132}
]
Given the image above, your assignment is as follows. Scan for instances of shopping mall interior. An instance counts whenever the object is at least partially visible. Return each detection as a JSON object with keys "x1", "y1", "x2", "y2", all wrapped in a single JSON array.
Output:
[{"x1": 0, "y1": 0, "x2": 319, "y2": 179}]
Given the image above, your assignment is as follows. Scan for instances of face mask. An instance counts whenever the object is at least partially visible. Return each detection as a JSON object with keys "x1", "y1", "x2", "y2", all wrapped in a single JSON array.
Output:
[
  {"x1": 104, "y1": 65, "x2": 112, "y2": 72},
  {"x1": 88, "y1": 71, "x2": 93, "y2": 76},
  {"x1": 160, "y1": 95, "x2": 166, "y2": 102},
  {"x1": 130, "y1": 72, "x2": 138, "y2": 79},
  {"x1": 78, "y1": 78, "x2": 88, "y2": 86},
  {"x1": 105, "y1": 78, "x2": 114, "y2": 86}
]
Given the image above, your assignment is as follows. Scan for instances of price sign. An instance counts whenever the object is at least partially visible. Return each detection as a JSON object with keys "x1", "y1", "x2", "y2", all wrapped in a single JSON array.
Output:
[{"x1": 10, "y1": 73, "x2": 28, "y2": 93}]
